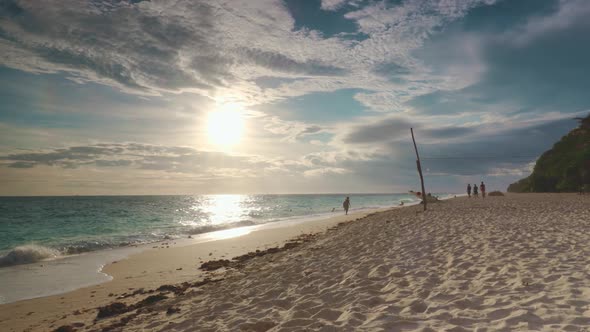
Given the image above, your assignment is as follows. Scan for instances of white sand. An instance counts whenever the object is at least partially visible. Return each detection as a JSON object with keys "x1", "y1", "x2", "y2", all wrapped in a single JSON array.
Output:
[{"x1": 3, "y1": 194, "x2": 590, "y2": 331}]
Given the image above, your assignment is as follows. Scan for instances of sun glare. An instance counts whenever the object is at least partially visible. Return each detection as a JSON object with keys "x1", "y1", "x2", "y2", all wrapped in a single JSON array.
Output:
[{"x1": 207, "y1": 103, "x2": 245, "y2": 148}]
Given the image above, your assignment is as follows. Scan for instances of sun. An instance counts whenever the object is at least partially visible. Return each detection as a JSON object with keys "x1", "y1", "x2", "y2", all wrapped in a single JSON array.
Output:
[{"x1": 207, "y1": 103, "x2": 245, "y2": 148}]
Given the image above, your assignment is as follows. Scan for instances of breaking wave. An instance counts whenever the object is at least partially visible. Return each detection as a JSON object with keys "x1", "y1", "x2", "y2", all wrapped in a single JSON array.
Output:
[{"x1": 0, "y1": 245, "x2": 61, "y2": 267}]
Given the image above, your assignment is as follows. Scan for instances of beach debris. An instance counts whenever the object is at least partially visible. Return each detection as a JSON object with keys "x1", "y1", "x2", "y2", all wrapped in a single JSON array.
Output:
[
  {"x1": 282, "y1": 242, "x2": 299, "y2": 250},
  {"x1": 239, "y1": 320, "x2": 276, "y2": 332},
  {"x1": 200, "y1": 259, "x2": 232, "y2": 271},
  {"x1": 157, "y1": 284, "x2": 181, "y2": 293},
  {"x1": 200, "y1": 234, "x2": 317, "y2": 272},
  {"x1": 166, "y1": 306, "x2": 181, "y2": 315},
  {"x1": 99, "y1": 313, "x2": 137, "y2": 332},
  {"x1": 97, "y1": 302, "x2": 129, "y2": 319},
  {"x1": 96, "y1": 294, "x2": 169, "y2": 320},
  {"x1": 116, "y1": 288, "x2": 146, "y2": 299},
  {"x1": 136, "y1": 294, "x2": 167, "y2": 306},
  {"x1": 100, "y1": 278, "x2": 223, "y2": 325},
  {"x1": 53, "y1": 325, "x2": 76, "y2": 332}
]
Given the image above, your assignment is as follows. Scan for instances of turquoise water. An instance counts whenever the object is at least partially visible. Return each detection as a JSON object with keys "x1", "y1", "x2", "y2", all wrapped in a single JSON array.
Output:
[{"x1": 0, "y1": 194, "x2": 445, "y2": 267}]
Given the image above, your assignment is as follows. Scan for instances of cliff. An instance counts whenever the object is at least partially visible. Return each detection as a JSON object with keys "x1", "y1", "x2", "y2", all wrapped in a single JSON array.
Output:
[{"x1": 507, "y1": 114, "x2": 590, "y2": 192}]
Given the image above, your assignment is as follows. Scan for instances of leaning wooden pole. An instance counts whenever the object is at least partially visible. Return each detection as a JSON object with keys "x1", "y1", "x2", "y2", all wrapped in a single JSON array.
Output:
[{"x1": 411, "y1": 128, "x2": 427, "y2": 211}]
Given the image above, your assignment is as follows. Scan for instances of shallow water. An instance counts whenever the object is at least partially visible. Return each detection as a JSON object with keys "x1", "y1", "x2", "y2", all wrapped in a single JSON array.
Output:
[{"x1": 0, "y1": 194, "x2": 436, "y2": 264}]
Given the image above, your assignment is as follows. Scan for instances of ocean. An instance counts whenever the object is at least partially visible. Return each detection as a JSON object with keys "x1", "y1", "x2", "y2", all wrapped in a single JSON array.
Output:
[{"x1": 0, "y1": 193, "x2": 450, "y2": 303}]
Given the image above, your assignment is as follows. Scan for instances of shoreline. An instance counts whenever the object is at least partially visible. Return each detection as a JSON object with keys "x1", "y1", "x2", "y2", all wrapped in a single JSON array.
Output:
[
  {"x1": 0, "y1": 206, "x2": 393, "y2": 331},
  {"x1": 0, "y1": 203, "x2": 403, "y2": 306}
]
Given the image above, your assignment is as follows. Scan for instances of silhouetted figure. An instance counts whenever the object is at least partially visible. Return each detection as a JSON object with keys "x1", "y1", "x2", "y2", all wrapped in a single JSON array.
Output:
[
  {"x1": 480, "y1": 181, "x2": 486, "y2": 198},
  {"x1": 343, "y1": 196, "x2": 350, "y2": 215},
  {"x1": 473, "y1": 184, "x2": 478, "y2": 197},
  {"x1": 467, "y1": 184, "x2": 472, "y2": 198}
]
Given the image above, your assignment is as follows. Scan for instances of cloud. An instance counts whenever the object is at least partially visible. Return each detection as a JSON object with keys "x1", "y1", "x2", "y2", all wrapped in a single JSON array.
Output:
[
  {"x1": 7, "y1": 161, "x2": 35, "y2": 168},
  {"x1": 303, "y1": 167, "x2": 351, "y2": 177},
  {"x1": 238, "y1": 48, "x2": 347, "y2": 76},
  {"x1": 508, "y1": 0, "x2": 590, "y2": 46},
  {"x1": 404, "y1": 0, "x2": 590, "y2": 118},
  {"x1": 340, "y1": 116, "x2": 477, "y2": 145},
  {"x1": 0, "y1": 143, "x2": 268, "y2": 174},
  {"x1": 342, "y1": 117, "x2": 414, "y2": 144},
  {"x1": 262, "y1": 116, "x2": 327, "y2": 142},
  {"x1": 320, "y1": 0, "x2": 348, "y2": 11},
  {"x1": 0, "y1": 0, "x2": 503, "y2": 107}
]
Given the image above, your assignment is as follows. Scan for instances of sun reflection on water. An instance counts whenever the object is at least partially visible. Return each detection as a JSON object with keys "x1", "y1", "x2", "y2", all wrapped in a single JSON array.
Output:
[
  {"x1": 202, "y1": 194, "x2": 246, "y2": 225},
  {"x1": 203, "y1": 227, "x2": 252, "y2": 241}
]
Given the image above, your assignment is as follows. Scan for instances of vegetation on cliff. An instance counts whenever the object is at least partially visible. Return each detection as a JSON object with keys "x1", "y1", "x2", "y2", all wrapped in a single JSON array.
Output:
[{"x1": 507, "y1": 114, "x2": 590, "y2": 192}]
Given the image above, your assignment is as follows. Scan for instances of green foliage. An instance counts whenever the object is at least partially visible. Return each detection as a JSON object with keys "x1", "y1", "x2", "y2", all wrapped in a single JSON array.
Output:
[
  {"x1": 508, "y1": 114, "x2": 590, "y2": 192},
  {"x1": 507, "y1": 176, "x2": 532, "y2": 192}
]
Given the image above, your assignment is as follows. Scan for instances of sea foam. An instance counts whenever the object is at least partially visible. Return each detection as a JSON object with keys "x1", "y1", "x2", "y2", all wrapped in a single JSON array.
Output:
[{"x1": 0, "y1": 245, "x2": 60, "y2": 267}]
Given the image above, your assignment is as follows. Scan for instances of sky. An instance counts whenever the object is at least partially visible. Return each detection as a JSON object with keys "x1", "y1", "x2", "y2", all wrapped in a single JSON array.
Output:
[{"x1": 0, "y1": 0, "x2": 589, "y2": 195}]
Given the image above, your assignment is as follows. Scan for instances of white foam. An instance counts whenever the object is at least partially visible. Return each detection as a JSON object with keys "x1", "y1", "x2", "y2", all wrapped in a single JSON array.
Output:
[
  {"x1": 0, "y1": 245, "x2": 60, "y2": 267},
  {"x1": 0, "y1": 246, "x2": 142, "y2": 304}
]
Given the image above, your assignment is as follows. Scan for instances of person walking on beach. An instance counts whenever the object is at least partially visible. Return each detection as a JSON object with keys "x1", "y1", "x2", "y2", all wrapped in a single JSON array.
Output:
[
  {"x1": 480, "y1": 181, "x2": 486, "y2": 198},
  {"x1": 467, "y1": 184, "x2": 472, "y2": 198},
  {"x1": 343, "y1": 196, "x2": 350, "y2": 215},
  {"x1": 472, "y1": 184, "x2": 478, "y2": 198}
]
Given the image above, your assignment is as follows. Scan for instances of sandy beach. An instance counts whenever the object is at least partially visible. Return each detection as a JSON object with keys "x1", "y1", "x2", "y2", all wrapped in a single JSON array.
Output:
[{"x1": 2, "y1": 193, "x2": 590, "y2": 331}]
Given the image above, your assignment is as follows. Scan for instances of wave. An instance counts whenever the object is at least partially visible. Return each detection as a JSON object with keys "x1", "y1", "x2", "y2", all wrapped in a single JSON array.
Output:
[
  {"x1": 0, "y1": 197, "x2": 434, "y2": 268},
  {"x1": 0, "y1": 245, "x2": 61, "y2": 267}
]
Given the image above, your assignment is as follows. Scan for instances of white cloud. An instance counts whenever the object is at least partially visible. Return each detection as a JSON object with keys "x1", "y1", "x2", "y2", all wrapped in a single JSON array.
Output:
[
  {"x1": 0, "y1": 0, "x2": 500, "y2": 110},
  {"x1": 509, "y1": 0, "x2": 590, "y2": 46},
  {"x1": 321, "y1": 0, "x2": 348, "y2": 11},
  {"x1": 261, "y1": 116, "x2": 327, "y2": 142},
  {"x1": 303, "y1": 167, "x2": 351, "y2": 177}
]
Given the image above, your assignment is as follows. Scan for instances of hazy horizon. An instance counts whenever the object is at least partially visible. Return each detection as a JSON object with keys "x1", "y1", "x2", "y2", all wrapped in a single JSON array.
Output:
[
  {"x1": 0, "y1": 191, "x2": 457, "y2": 197},
  {"x1": 1, "y1": 0, "x2": 589, "y2": 195}
]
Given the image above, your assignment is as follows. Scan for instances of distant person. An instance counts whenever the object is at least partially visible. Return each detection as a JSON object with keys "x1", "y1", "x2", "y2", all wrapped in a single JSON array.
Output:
[
  {"x1": 343, "y1": 196, "x2": 350, "y2": 215},
  {"x1": 467, "y1": 184, "x2": 472, "y2": 198},
  {"x1": 472, "y1": 184, "x2": 478, "y2": 197},
  {"x1": 480, "y1": 181, "x2": 486, "y2": 198},
  {"x1": 331, "y1": 207, "x2": 335, "y2": 212}
]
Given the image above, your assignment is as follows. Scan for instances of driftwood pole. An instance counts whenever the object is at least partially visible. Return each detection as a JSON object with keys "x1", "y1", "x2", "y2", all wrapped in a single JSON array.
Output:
[{"x1": 411, "y1": 128, "x2": 427, "y2": 211}]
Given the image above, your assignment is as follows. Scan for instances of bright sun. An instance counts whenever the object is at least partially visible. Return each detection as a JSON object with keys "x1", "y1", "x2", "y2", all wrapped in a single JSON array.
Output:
[{"x1": 207, "y1": 103, "x2": 245, "y2": 148}]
